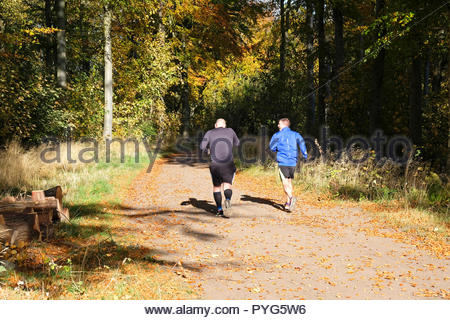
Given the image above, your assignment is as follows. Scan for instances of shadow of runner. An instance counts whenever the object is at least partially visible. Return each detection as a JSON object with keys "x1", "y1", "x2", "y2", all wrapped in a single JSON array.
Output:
[
  {"x1": 182, "y1": 226, "x2": 221, "y2": 241},
  {"x1": 240, "y1": 194, "x2": 285, "y2": 211},
  {"x1": 180, "y1": 198, "x2": 217, "y2": 214}
]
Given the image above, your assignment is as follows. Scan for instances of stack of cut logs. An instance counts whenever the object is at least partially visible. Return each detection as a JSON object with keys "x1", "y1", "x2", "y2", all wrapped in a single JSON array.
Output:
[{"x1": 0, "y1": 186, "x2": 69, "y2": 244}]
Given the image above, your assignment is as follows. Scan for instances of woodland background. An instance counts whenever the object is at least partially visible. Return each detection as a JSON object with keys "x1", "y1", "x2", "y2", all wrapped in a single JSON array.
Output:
[
  {"x1": 0, "y1": 0, "x2": 449, "y2": 300},
  {"x1": 0, "y1": 0, "x2": 448, "y2": 170}
]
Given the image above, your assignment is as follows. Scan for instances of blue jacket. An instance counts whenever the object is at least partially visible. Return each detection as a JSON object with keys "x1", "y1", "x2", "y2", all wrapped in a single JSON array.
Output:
[{"x1": 269, "y1": 127, "x2": 308, "y2": 166}]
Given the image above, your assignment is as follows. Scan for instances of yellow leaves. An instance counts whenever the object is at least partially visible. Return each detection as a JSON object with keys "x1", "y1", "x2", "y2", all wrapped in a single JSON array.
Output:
[
  {"x1": 346, "y1": 264, "x2": 357, "y2": 274},
  {"x1": 251, "y1": 286, "x2": 261, "y2": 293},
  {"x1": 23, "y1": 27, "x2": 60, "y2": 36},
  {"x1": 424, "y1": 263, "x2": 436, "y2": 271},
  {"x1": 328, "y1": 281, "x2": 337, "y2": 286},
  {"x1": 376, "y1": 270, "x2": 396, "y2": 280},
  {"x1": 415, "y1": 288, "x2": 450, "y2": 299},
  {"x1": 274, "y1": 264, "x2": 289, "y2": 269},
  {"x1": 319, "y1": 276, "x2": 336, "y2": 287}
]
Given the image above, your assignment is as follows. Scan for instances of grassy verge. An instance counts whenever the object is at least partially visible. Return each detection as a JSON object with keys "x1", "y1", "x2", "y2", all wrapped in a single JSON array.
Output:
[{"x1": 0, "y1": 141, "x2": 195, "y2": 299}]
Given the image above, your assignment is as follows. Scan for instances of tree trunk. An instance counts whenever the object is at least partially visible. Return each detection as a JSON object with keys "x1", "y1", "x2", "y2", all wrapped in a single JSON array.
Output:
[
  {"x1": 80, "y1": 0, "x2": 90, "y2": 73},
  {"x1": 369, "y1": 0, "x2": 385, "y2": 134},
  {"x1": 280, "y1": 0, "x2": 286, "y2": 83},
  {"x1": 316, "y1": 0, "x2": 327, "y2": 131},
  {"x1": 409, "y1": 55, "x2": 423, "y2": 146},
  {"x1": 358, "y1": 32, "x2": 364, "y2": 60},
  {"x1": 286, "y1": 0, "x2": 291, "y2": 32},
  {"x1": 432, "y1": 56, "x2": 442, "y2": 94},
  {"x1": 103, "y1": 5, "x2": 113, "y2": 139},
  {"x1": 333, "y1": 5, "x2": 344, "y2": 81},
  {"x1": 447, "y1": 49, "x2": 450, "y2": 174},
  {"x1": 181, "y1": 68, "x2": 190, "y2": 137},
  {"x1": 331, "y1": 2, "x2": 344, "y2": 134},
  {"x1": 44, "y1": 0, "x2": 54, "y2": 71},
  {"x1": 158, "y1": 0, "x2": 166, "y2": 39},
  {"x1": 55, "y1": 0, "x2": 67, "y2": 88},
  {"x1": 423, "y1": 53, "x2": 430, "y2": 104},
  {"x1": 305, "y1": 0, "x2": 316, "y2": 134},
  {"x1": 181, "y1": 34, "x2": 190, "y2": 137}
]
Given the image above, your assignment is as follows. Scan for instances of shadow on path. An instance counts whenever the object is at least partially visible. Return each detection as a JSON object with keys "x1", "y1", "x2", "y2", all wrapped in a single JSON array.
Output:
[
  {"x1": 181, "y1": 198, "x2": 217, "y2": 214},
  {"x1": 240, "y1": 194, "x2": 285, "y2": 211},
  {"x1": 182, "y1": 226, "x2": 222, "y2": 241}
]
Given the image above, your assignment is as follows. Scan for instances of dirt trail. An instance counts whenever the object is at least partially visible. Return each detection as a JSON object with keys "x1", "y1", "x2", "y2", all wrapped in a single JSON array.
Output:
[{"x1": 120, "y1": 156, "x2": 449, "y2": 299}]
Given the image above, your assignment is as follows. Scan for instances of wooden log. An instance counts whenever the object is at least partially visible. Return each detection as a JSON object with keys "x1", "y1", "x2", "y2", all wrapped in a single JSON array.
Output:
[
  {"x1": 58, "y1": 207, "x2": 70, "y2": 222},
  {"x1": 10, "y1": 230, "x2": 18, "y2": 245},
  {"x1": 41, "y1": 224, "x2": 54, "y2": 240},
  {"x1": 0, "y1": 214, "x2": 9, "y2": 239},
  {"x1": 31, "y1": 190, "x2": 45, "y2": 202},
  {"x1": 35, "y1": 208, "x2": 53, "y2": 226},
  {"x1": 44, "y1": 186, "x2": 69, "y2": 222},
  {"x1": 0, "y1": 198, "x2": 58, "y2": 214},
  {"x1": 0, "y1": 196, "x2": 15, "y2": 203},
  {"x1": 44, "y1": 186, "x2": 63, "y2": 203},
  {"x1": 0, "y1": 213, "x2": 40, "y2": 243},
  {"x1": 0, "y1": 186, "x2": 69, "y2": 241}
]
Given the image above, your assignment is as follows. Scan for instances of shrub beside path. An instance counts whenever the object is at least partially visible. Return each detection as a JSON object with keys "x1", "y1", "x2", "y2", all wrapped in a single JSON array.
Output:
[{"x1": 120, "y1": 156, "x2": 449, "y2": 299}]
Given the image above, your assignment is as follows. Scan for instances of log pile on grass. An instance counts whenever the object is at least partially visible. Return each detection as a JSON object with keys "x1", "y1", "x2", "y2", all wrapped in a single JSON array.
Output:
[{"x1": 0, "y1": 186, "x2": 69, "y2": 244}]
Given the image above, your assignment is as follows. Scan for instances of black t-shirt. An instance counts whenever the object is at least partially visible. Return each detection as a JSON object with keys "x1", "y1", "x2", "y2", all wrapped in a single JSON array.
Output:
[{"x1": 200, "y1": 128, "x2": 240, "y2": 164}]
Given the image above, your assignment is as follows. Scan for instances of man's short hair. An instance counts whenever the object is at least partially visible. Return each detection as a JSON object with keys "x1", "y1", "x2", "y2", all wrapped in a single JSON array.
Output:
[{"x1": 279, "y1": 118, "x2": 290, "y2": 126}]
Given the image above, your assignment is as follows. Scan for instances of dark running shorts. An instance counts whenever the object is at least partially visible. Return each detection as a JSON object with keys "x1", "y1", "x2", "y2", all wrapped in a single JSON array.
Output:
[
  {"x1": 279, "y1": 165, "x2": 296, "y2": 180},
  {"x1": 209, "y1": 162, "x2": 236, "y2": 187}
]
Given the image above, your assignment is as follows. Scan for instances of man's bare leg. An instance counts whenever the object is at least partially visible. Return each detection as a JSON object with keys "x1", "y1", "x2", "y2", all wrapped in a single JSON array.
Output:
[
  {"x1": 282, "y1": 178, "x2": 293, "y2": 203},
  {"x1": 282, "y1": 179, "x2": 297, "y2": 211}
]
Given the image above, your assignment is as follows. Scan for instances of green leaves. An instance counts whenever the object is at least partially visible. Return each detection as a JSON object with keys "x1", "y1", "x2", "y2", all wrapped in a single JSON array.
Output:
[{"x1": 363, "y1": 11, "x2": 415, "y2": 61}]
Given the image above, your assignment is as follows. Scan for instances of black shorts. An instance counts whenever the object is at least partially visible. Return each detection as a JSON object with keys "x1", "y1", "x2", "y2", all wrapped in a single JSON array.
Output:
[
  {"x1": 209, "y1": 162, "x2": 236, "y2": 187},
  {"x1": 279, "y1": 165, "x2": 296, "y2": 180}
]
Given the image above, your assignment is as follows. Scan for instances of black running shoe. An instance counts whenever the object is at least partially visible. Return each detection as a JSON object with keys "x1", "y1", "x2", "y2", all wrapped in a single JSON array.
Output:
[{"x1": 216, "y1": 209, "x2": 229, "y2": 218}]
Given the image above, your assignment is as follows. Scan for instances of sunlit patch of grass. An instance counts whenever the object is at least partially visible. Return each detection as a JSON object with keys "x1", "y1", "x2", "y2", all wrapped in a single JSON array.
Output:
[
  {"x1": 0, "y1": 139, "x2": 153, "y2": 197},
  {"x1": 0, "y1": 142, "x2": 195, "y2": 299},
  {"x1": 0, "y1": 253, "x2": 196, "y2": 300}
]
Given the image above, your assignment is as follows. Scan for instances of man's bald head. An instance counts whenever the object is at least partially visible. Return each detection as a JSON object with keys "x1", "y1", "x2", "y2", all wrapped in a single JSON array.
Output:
[{"x1": 215, "y1": 118, "x2": 226, "y2": 128}]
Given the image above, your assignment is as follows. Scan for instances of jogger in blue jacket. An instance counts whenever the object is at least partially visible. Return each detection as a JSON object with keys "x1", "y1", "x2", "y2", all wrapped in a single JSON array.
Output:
[{"x1": 269, "y1": 118, "x2": 307, "y2": 211}]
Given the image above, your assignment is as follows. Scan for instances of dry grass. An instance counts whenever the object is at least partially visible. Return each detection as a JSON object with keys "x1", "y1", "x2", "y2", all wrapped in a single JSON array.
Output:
[
  {"x1": 0, "y1": 139, "x2": 154, "y2": 198},
  {"x1": 298, "y1": 152, "x2": 448, "y2": 218},
  {"x1": 237, "y1": 141, "x2": 448, "y2": 218},
  {"x1": 0, "y1": 261, "x2": 195, "y2": 300},
  {"x1": 0, "y1": 140, "x2": 194, "y2": 299}
]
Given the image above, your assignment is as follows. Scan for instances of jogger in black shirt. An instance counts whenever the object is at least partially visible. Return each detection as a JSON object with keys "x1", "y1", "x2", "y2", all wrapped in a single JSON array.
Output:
[{"x1": 200, "y1": 119, "x2": 240, "y2": 217}]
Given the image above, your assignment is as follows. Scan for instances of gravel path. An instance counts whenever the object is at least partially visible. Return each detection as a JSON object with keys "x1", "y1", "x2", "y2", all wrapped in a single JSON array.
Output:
[{"x1": 120, "y1": 156, "x2": 449, "y2": 299}]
